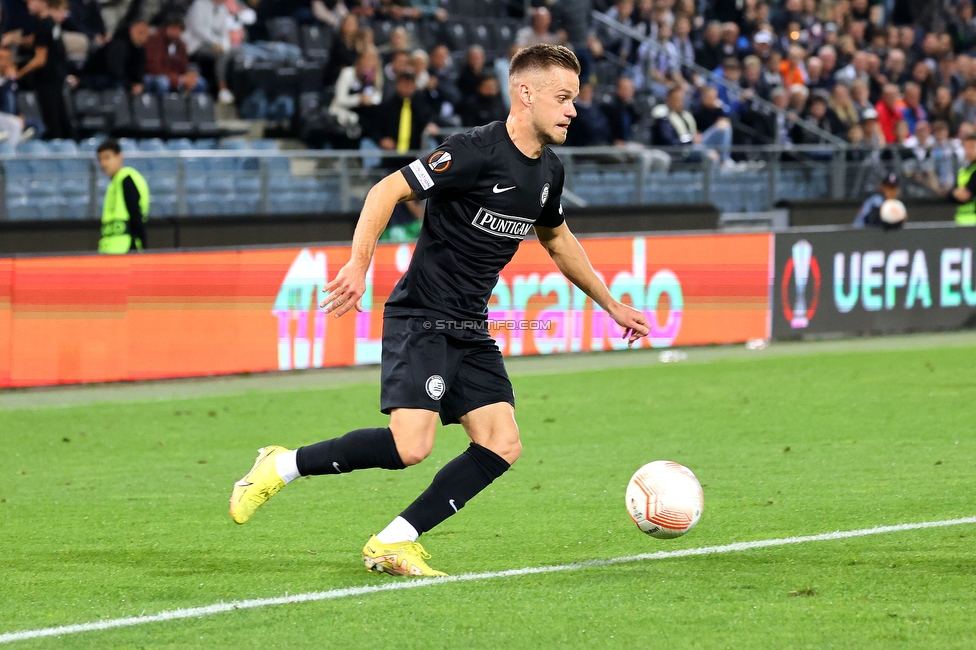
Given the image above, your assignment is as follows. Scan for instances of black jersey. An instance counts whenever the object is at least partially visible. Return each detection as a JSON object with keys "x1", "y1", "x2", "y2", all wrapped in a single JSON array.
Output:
[{"x1": 386, "y1": 121, "x2": 565, "y2": 322}]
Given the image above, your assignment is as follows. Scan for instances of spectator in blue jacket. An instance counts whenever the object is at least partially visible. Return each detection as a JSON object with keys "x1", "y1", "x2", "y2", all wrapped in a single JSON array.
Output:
[{"x1": 714, "y1": 57, "x2": 744, "y2": 115}]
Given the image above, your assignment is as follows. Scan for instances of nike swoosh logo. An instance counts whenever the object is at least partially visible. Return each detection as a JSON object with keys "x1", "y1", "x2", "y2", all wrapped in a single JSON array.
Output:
[
  {"x1": 235, "y1": 480, "x2": 252, "y2": 487},
  {"x1": 333, "y1": 462, "x2": 341, "y2": 472},
  {"x1": 492, "y1": 184, "x2": 516, "y2": 193},
  {"x1": 449, "y1": 499, "x2": 458, "y2": 512}
]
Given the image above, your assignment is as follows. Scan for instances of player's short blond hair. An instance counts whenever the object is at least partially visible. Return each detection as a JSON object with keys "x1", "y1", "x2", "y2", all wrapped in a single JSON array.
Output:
[{"x1": 509, "y1": 44, "x2": 580, "y2": 82}]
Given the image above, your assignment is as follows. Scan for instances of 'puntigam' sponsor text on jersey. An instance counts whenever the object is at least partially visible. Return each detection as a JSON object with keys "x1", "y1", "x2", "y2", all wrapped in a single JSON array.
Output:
[{"x1": 470, "y1": 208, "x2": 534, "y2": 240}]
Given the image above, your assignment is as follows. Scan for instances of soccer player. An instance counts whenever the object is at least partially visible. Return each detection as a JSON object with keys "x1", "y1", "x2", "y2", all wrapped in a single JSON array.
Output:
[{"x1": 229, "y1": 44, "x2": 651, "y2": 576}]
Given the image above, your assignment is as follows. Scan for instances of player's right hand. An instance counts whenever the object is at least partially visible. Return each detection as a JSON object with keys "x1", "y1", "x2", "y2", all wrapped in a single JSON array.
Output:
[{"x1": 320, "y1": 262, "x2": 366, "y2": 317}]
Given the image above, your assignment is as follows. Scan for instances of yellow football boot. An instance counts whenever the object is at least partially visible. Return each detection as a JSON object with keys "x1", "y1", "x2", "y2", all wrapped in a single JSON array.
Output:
[
  {"x1": 362, "y1": 535, "x2": 447, "y2": 576},
  {"x1": 229, "y1": 446, "x2": 289, "y2": 524}
]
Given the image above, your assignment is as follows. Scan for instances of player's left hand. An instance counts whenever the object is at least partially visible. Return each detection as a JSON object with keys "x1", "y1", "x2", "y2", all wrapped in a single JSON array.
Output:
[{"x1": 607, "y1": 301, "x2": 650, "y2": 348}]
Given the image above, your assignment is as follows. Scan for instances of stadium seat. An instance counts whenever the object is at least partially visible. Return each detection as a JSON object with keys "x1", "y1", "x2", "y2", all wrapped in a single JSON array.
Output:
[
  {"x1": 72, "y1": 89, "x2": 110, "y2": 134},
  {"x1": 440, "y1": 21, "x2": 468, "y2": 51},
  {"x1": 298, "y1": 91, "x2": 322, "y2": 120},
  {"x1": 206, "y1": 176, "x2": 235, "y2": 193},
  {"x1": 234, "y1": 175, "x2": 261, "y2": 192},
  {"x1": 219, "y1": 138, "x2": 249, "y2": 149},
  {"x1": 401, "y1": 20, "x2": 420, "y2": 46},
  {"x1": 187, "y1": 196, "x2": 222, "y2": 216},
  {"x1": 48, "y1": 139, "x2": 79, "y2": 155},
  {"x1": 275, "y1": 67, "x2": 300, "y2": 98},
  {"x1": 298, "y1": 60, "x2": 324, "y2": 94},
  {"x1": 34, "y1": 196, "x2": 67, "y2": 219},
  {"x1": 138, "y1": 138, "x2": 167, "y2": 152},
  {"x1": 101, "y1": 88, "x2": 133, "y2": 133},
  {"x1": 166, "y1": 138, "x2": 194, "y2": 150},
  {"x1": 317, "y1": 175, "x2": 340, "y2": 194},
  {"x1": 268, "y1": 174, "x2": 293, "y2": 192},
  {"x1": 288, "y1": 176, "x2": 318, "y2": 192},
  {"x1": 65, "y1": 195, "x2": 90, "y2": 219},
  {"x1": 468, "y1": 21, "x2": 493, "y2": 50},
  {"x1": 7, "y1": 197, "x2": 41, "y2": 220},
  {"x1": 59, "y1": 158, "x2": 90, "y2": 194},
  {"x1": 15, "y1": 91, "x2": 43, "y2": 126},
  {"x1": 246, "y1": 61, "x2": 277, "y2": 95},
  {"x1": 182, "y1": 159, "x2": 208, "y2": 191},
  {"x1": 492, "y1": 23, "x2": 516, "y2": 51},
  {"x1": 266, "y1": 156, "x2": 291, "y2": 173},
  {"x1": 372, "y1": 20, "x2": 394, "y2": 45},
  {"x1": 117, "y1": 137, "x2": 140, "y2": 152},
  {"x1": 132, "y1": 93, "x2": 163, "y2": 135},
  {"x1": 228, "y1": 193, "x2": 260, "y2": 215},
  {"x1": 153, "y1": 194, "x2": 177, "y2": 216},
  {"x1": 301, "y1": 24, "x2": 332, "y2": 61},
  {"x1": 267, "y1": 17, "x2": 300, "y2": 46},
  {"x1": 250, "y1": 139, "x2": 278, "y2": 150},
  {"x1": 28, "y1": 156, "x2": 60, "y2": 177},
  {"x1": 147, "y1": 156, "x2": 178, "y2": 190},
  {"x1": 188, "y1": 94, "x2": 221, "y2": 138},
  {"x1": 16, "y1": 140, "x2": 50, "y2": 155},
  {"x1": 210, "y1": 155, "x2": 243, "y2": 172},
  {"x1": 269, "y1": 193, "x2": 300, "y2": 214},
  {"x1": 5, "y1": 158, "x2": 33, "y2": 177},
  {"x1": 78, "y1": 137, "x2": 101, "y2": 152},
  {"x1": 192, "y1": 138, "x2": 218, "y2": 149},
  {"x1": 126, "y1": 159, "x2": 152, "y2": 178},
  {"x1": 161, "y1": 94, "x2": 194, "y2": 137}
]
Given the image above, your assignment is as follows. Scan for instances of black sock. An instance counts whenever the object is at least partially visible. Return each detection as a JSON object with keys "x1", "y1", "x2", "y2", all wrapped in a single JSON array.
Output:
[
  {"x1": 400, "y1": 443, "x2": 511, "y2": 535},
  {"x1": 296, "y1": 427, "x2": 406, "y2": 475}
]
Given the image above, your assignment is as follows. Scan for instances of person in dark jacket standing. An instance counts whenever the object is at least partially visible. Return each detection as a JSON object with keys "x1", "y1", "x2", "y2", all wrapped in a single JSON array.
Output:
[
  {"x1": 16, "y1": 0, "x2": 71, "y2": 138},
  {"x1": 80, "y1": 19, "x2": 150, "y2": 93}
]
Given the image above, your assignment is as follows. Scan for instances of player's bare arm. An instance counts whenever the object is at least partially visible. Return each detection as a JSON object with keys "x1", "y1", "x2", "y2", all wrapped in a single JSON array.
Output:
[
  {"x1": 536, "y1": 221, "x2": 650, "y2": 347},
  {"x1": 320, "y1": 171, "x2": 418, "y2": 317}
]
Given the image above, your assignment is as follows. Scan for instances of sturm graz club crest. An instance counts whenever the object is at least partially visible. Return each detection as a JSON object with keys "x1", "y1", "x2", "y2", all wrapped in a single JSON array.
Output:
[
  {"x1": 540, "y1": 183, "x2": 550, "y2": 207},
  {"x1": 425, "y1": 375, "x2": 445, "y2": 400},
  {"x1": 781, "y1": 239, "x2": 821, "y2": 329}
]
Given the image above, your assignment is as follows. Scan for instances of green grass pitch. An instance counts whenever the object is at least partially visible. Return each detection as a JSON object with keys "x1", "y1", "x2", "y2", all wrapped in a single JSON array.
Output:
[{"x1": 2, "y1": 343, "x2": 975, "y2": 648}]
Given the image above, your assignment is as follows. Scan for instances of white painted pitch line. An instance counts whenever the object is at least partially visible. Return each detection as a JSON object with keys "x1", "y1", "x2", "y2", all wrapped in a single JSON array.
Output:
[{"x1": 2, "y1": 516, "x2": 974, "y2": 644}]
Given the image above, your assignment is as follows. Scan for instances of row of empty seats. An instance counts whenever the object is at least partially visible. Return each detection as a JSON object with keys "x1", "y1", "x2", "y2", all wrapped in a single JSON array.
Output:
[
  {"x1": 569, "y1": 168, "x2": 832, "y2": 213},
  {"x1": 2, "y1": 142, "x2": 836, "y2": 219}
]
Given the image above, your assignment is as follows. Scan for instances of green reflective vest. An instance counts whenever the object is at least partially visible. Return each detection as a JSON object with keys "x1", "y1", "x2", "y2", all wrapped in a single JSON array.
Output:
[
  {"x1": 98, "y1": 167, "x2": 150, "y2": 254},
  {"x1": 955, "y1": 163, "x2": 976, "y2": 226}
]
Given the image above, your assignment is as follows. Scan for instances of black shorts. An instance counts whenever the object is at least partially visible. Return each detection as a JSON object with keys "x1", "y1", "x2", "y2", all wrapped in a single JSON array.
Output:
[{"x1": 380, "y1": 315, "x2": 515, "y2": 425}]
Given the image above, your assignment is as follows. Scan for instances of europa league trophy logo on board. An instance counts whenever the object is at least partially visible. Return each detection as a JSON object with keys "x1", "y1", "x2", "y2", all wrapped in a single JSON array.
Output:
[
  {"x1": 780, "y1": 239, "x2": 821, "y2": 330},
  {"x1": 790, "y1": 240, "x2": 813, "y2": 328}
]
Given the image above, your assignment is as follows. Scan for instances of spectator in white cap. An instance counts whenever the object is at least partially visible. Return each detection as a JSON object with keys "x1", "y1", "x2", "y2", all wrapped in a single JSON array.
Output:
[
  {"x1": 753, "y1": 30, "x2": 774, "y2": 61},
  {"x1": 859, "y1": 106, "x2": 885, "y2": 148}
]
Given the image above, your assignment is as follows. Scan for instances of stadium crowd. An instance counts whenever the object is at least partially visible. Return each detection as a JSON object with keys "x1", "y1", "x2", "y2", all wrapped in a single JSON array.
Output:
[{"x1": 0, "y1": 0, "x2": 971, "y2": 192}]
